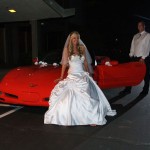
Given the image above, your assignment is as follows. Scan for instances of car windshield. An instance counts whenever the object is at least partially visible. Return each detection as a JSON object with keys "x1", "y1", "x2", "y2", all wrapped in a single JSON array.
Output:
[{"x1": 41, "y1": 50, "x2": 62, "y2": 65}]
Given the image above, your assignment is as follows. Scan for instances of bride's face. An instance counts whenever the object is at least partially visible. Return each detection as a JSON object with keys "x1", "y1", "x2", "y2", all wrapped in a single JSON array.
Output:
[{"x1": 71, "y1": 34, "x2": 79, "y2": 46}]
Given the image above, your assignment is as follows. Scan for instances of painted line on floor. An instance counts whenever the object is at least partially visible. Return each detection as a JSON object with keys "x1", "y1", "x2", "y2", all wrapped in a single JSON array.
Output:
[
  {"x1": 0, "y1": 104, "x2": 23, "y2": 119},
  {"x1": 0, "y1": 103, "x2": 12, "y2": 107},
  {"x1": 0, "y1": 103, "x2": 20, "y2": 108},
  {"x1": 0, "y1": 106, "x2": 23, "y2": 118}
]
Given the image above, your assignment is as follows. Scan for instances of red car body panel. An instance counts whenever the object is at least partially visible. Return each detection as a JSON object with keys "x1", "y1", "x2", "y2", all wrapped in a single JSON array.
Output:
[
  {"x1": 94, "y1": 62, "x2": 146, "y2": 89},
  {"x1": 0, "y1": 62, "x2": 146, "y2": 107},
  {"x1": 0, "y1": 65, "x2": 64, "y2": 107}
]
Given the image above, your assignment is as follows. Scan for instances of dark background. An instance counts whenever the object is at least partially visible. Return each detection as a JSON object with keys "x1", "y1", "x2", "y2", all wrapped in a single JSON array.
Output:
[{"x1": 1, "y1": 0, "x2": 150, "y2": 67}]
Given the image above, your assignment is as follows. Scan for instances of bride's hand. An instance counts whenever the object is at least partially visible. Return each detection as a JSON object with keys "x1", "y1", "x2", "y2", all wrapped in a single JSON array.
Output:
[
  {"x1": 85, "y1": 72, "x2": 93, "y2": 78},
  {"x1": 54, "y1": 77, "x2": 63, "y2": 83}
]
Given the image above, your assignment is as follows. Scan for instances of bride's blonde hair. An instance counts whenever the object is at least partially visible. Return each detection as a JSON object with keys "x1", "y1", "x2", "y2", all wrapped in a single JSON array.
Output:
[{"x1": 68, "y1": 31, "x2": 83, "y2": 59}]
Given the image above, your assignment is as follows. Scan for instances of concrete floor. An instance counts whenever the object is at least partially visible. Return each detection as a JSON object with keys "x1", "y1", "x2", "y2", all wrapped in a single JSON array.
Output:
[{"x1": 0, "y1": 69, "x2": 150, "y2": 150}]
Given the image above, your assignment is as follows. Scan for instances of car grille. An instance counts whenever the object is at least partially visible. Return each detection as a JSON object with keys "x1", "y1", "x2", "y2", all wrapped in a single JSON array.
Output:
[
  {"x1": 5, "y1": 93, "x2": 18, "y2": 99},
  {"x1": 0, "y1": 97, "x2": 4, "y2": 101}
]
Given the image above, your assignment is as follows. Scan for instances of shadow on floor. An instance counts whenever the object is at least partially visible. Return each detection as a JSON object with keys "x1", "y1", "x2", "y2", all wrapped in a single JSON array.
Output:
[{"x1": 109, "y1": 92, "x2": 147, "y2": 118}]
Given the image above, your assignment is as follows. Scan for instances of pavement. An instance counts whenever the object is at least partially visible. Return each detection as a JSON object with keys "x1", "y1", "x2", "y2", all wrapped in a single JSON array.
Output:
[{"x1": 0, "y1": 68, "x2": 150, "y2": 150}]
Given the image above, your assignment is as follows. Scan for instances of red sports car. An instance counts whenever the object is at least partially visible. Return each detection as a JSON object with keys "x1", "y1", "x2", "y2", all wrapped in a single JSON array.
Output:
[{"x1": 0, "y1": 54, "x2": 146, "y2": 107}]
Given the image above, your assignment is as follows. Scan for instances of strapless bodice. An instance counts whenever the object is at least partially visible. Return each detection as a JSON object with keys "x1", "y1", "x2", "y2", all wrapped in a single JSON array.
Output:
[{"x1": 68, "y1": 55, "x2": 85, "y2": 74}]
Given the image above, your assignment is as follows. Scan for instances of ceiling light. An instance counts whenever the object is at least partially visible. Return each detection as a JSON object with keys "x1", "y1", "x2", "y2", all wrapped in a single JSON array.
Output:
[{"x1": 8, "y1": 9, "x2": 16, "y2": 13}]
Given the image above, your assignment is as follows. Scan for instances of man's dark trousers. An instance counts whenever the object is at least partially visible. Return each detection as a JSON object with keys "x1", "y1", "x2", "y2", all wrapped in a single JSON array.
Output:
[{"x1": 123, "y1": 56, "x2": 150, "y2": 94}]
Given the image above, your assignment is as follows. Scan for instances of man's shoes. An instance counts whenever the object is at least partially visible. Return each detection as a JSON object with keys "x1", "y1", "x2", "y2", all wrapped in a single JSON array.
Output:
[
  {"x1": 119, "y1": 89, "x2": 131, "y2": 95},
  {"x1": 139, "y1": 91, "x2": 148, "y2": 96}
]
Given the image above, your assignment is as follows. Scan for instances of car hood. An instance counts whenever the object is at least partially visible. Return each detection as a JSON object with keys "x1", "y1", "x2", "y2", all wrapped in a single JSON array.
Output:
[{"x1": 1, "y1": 65, "x2": 62, "y2": 89}]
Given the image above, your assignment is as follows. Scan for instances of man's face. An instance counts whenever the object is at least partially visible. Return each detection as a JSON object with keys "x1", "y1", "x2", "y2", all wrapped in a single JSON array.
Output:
[{"x1": 138, "y1": 22, "x2": 145, "y2": 32}]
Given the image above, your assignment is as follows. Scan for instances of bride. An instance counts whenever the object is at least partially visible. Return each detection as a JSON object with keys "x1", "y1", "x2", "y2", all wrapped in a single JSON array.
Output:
[{"x1": 44, "y1": 31, "x2": 116, "y2": 126}]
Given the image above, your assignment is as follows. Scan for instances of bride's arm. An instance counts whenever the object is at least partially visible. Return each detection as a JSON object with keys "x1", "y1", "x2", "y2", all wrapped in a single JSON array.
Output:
[
  {"x1": 55, "y1": 63, "x2": 67, "y2": 82},
  {"x1": 55, "y1": 48, "x2": 68, "y2": 82},
  {"x1": 60, "y1": 64, "x2": 67, "y2": 79},
  {"x1": 82, "y1": 46, "x2": 90, "y2": 73}
]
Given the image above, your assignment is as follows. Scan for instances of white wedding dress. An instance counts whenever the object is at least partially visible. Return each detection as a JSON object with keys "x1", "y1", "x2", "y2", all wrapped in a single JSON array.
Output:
[{"x1": 44, "y1": 55, "x2": 116, "y2": 126}]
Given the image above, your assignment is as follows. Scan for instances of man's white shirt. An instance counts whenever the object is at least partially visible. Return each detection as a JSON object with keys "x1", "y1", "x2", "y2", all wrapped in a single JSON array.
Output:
[{"x1": 129, "y1": 31, "x2": 150, "y2": 59}]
